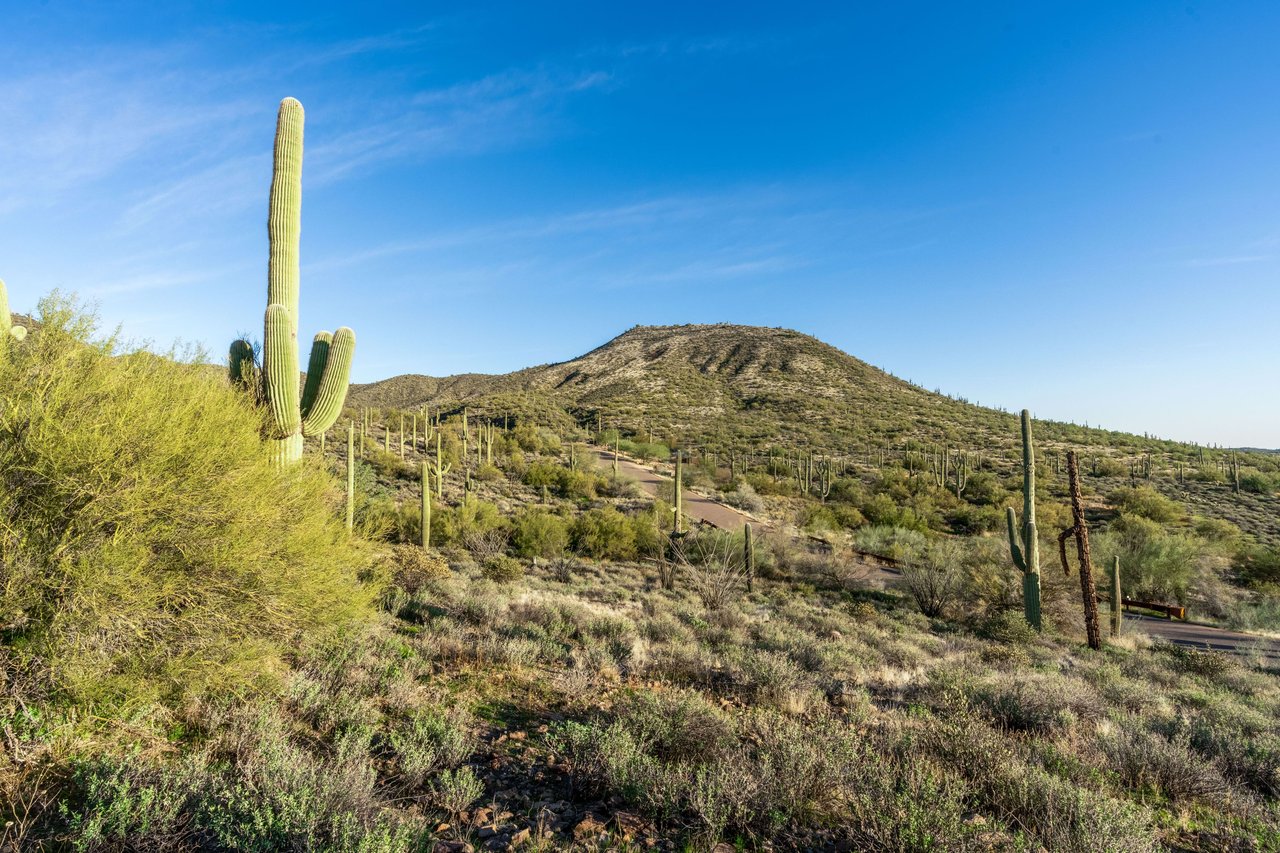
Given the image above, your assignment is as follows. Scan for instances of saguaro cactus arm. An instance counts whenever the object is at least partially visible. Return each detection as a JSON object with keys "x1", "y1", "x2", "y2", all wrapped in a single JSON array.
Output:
[
  {"x1": 1006, "y1": 507, "x2": 1026, "y2": 571},
  {"x1": 301, "y1": 327, "x2": 355, "y2": 436},
  {"x1": 229, "y1": 339, "x2": 256, "y2": 389}
]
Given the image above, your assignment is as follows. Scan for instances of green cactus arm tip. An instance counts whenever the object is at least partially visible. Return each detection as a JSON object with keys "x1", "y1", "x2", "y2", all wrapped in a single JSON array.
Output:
[
  {"x1": 263, "y1": 304, "x2": 301, "y2": 437},
  {"x1": 301, "y1": 326, "x2": 355, "y2": 437},
  {"x1": 300, "y1": 330, "x2": 332, "y2": 414},
  {"x1": 1006, "y1": 507, "x2": 1026, "y2": 571},
  {"x1": 229, "y1": 338, "x2": 255, "y2": 387}
]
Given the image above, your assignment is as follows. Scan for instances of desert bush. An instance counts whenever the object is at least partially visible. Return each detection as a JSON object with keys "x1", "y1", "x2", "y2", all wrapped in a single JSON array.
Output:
[
  {"x1": 510, "y1": 509, "x2": 569, "y2": 559},
  {"x1": 925, "y1": 714, "x2": 1159, "y2": 852},
  {"x1": 435, "y1": 500, "x2": 504, "y2": 548},
  {"x1": 388, "y1": 544, "x2": 451, "y2": 592},
  {"x1": 981, "y1": 609, "x2": 1039, "y2": 645},
  {"x1": 1188, "y1": 719, "x2": 1280, "y2": 796},
  {"x1": 900, "y1": 538, "x2": 964, "y2": 617},
  {"x1": 1239, "y1": 470, "x2": 1274, "y2": 494},
  {"x1": 389, "y1": 705, "x2": 476, "y2": 788},
  {"x1": 1093, "y1": 515, "x2": 1206, "y2": 603},
  {"x1": 972, "y1": 674, "x2": 1100, "y2": 734},
  {"x1": 1101, "y1": 721, "x2": 1229, "y2": 802},
  {"x1": 1108, "y1": 486, "x2": 1183, "y2": 523},
  {"x1": 365, "y1": 448, "x2": 413, "y2": 480},
  {"x1": 473, "y1": 462, "x2": 503, "y2": 482},
  {"x1": 431, "y1": 767, "x2": 484, "y2": 816},
  {"x1": 852, "y1": 525, "x2": 928, "y2": 563},
  {"x1": 60, "y1": 706, "x2": 417, "y2": 850},
  {"x1": 721, "y1": 481, "x2": 765, "y2": 513},
  {"x1": 1156, "y1": 642, "x2": 1237, "y2": 679},
  {"x1": 464, "y1": 526, "x2": 510, "y2": 560},
  {"x1": 674, "y1": 530, "x2": 750, "y2": 611},
  {"x1": 480, "y1": 554, "x2": 524, "y2": 583},
  {"x1": 614, "y1": 688, "x2": 735, "y2": 764},
  {"x1": 0, "y1": 298, "x2": 374, "y2": 705},
  {"x1": 630, "y1": 506, "x2": 667, "y2": 559},
  {"x1": 570, "y1": 507, "x2": 637, "y2": 560}
]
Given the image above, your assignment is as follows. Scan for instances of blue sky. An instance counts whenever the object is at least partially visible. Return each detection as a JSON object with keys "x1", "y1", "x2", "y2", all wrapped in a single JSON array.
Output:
[{"x1": 1, "y1": 2, "x2": 1278, "y2": 446}]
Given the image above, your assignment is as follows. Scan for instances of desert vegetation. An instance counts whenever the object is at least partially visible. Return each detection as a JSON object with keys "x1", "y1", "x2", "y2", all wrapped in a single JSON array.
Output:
[{"x1": 3, "y1": 97, "x2": 1279, "y2": 852}]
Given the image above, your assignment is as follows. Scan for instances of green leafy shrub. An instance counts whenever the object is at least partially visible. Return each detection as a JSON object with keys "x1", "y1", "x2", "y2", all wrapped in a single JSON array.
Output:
[
  {"x1": 480, "y1": 554, "x2": 524, "y2": 583},
  {"x1": 388, "y1": 545, "x2": 451, "y2": 592},
  {"x1": 570, "y1": 507, "x2": 637, "y2": 560},
  {"x1": 389, "y1": 706, "x2": 475, "y2": 787},
  {"x1": 510, "y1": 509, "x2": 569, "y2": 559},
  {"x1": 435, "y1": 500, "x2": 504, "y2": 547},
  {"x1": 0, "y1": 298, "x2": 373, "y2": 705},
  {"x1": 1108, "y1": 486, "x2": 1183, "y2": 523}
]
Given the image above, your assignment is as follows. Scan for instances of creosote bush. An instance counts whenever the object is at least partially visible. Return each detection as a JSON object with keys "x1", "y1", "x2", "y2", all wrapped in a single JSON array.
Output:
[{"x1": 0, "y1": 297, "x2": 374, "y2": 706}]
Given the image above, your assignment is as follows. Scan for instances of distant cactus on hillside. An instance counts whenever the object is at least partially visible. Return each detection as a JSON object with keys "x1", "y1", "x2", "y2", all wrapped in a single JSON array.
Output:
[{"x1": 230, "y1": 98, "x2": 355, "y2": 466}]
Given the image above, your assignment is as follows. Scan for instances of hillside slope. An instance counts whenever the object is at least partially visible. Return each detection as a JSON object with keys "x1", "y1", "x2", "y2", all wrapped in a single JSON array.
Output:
[{"x1": 352, "y1": 323, "x2": 1176, "y2": 457}]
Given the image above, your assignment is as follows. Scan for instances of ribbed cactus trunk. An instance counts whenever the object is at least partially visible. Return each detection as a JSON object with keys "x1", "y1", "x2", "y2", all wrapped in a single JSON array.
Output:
[
  {"x1": 744, "y1": 523, "x2": 755, "y2": 593},
  {"x1": 1007, "y1": 409, "x2": 1042, "y2": 630},
  {"x1": 235, "y1": 98, "x2": 355, "y2": 466},
  {"x1": 1111, "y1": 555, "x2": 1122, "y2": 637},
  {"x1": 421, "y1": 461, "x2": 431, "y2": 550}
]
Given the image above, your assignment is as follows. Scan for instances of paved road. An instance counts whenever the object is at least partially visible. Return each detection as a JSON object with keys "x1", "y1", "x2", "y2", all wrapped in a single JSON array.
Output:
[
  {"x1": 1124, "y1": 612, "x2": 1280, "y2": 663},
  {"x1": 594, "y1": 449, "x2": 762, "y2": 532},
  {"x1": 595, "y1": 447, "x2": 1280, "y2": 662}
]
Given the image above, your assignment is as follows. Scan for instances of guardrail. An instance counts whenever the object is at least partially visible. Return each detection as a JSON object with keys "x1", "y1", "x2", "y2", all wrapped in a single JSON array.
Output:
[{"x1": 1122, "y1": 598, "x2": 1186, "y2": 620}]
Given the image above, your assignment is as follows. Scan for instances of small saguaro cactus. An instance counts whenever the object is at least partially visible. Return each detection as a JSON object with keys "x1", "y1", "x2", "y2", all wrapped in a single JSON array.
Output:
[
  {"x1": 420, "y1": 460, "x2": 432, "y2": 550},
  {"x1": 744, "y1": 523, "x2": 755, "y2": 593},
  {"x1": 0, "y1": 279, "x2": 28, "y2": 347},
  {"x1": 1111, "y1": 555, "x2": 1122, "y2": 637},
  {"x1": 230, "y1": 98, "x2": 356, "y2": 466},
  {"x1": 1006, "y1": 409, "x2": 1042, "y2": 630}
]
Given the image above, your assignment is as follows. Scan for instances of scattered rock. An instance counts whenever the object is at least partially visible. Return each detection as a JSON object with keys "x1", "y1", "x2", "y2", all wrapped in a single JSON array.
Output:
[
  {"x1": 509, "y1": 828, "x2": 531, "y2": 847},
  {"x1": 613, "y1": 810, "x2": 645, "y2": 839},
  {"x1": 433, "y1": 842, "x2": 473, "y2": 853},
  {"x1": 826, "y1": 679, "x2": 858, "y2": 707},
  {"x1": 573, "y1": 815, "x2": 606, "y2": 840}
]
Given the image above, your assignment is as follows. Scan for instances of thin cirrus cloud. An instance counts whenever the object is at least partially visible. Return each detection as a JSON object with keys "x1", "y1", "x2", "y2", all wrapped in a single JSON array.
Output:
[
  {"x1": 1184, "y1": 254, "x2": 1271, "y2": 267},
  {"x1": 110, "y1": 64, "x2": 615, "y2": 234}
]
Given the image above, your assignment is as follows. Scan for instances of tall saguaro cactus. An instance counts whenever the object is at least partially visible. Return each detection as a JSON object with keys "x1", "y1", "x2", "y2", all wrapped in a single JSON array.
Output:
[
  {"x1": 1006, "y1": 409, "x2": 1042, "y2": 630},
  {"x1": 231, "y1": 98, "x2": 355, "y2": 466}
]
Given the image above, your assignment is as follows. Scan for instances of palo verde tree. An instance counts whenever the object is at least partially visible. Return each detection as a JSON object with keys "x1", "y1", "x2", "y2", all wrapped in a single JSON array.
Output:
[{"x1": 230, "y1": 98, "x2": 355, "y2": 465}]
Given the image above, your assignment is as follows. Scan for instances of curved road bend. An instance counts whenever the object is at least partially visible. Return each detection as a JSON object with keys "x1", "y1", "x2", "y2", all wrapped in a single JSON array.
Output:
[
  {"x1": 593, "y1": 449, "x2": 763, "y2": 532},
  {"x1": 594, "y1": 448, "x2": 1280, "y2": 662}
]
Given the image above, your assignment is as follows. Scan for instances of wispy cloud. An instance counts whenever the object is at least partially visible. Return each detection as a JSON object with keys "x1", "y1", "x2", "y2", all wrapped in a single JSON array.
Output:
[{"x1": 1186, "y1": 254, "x2": 1271, "y2": 267}]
